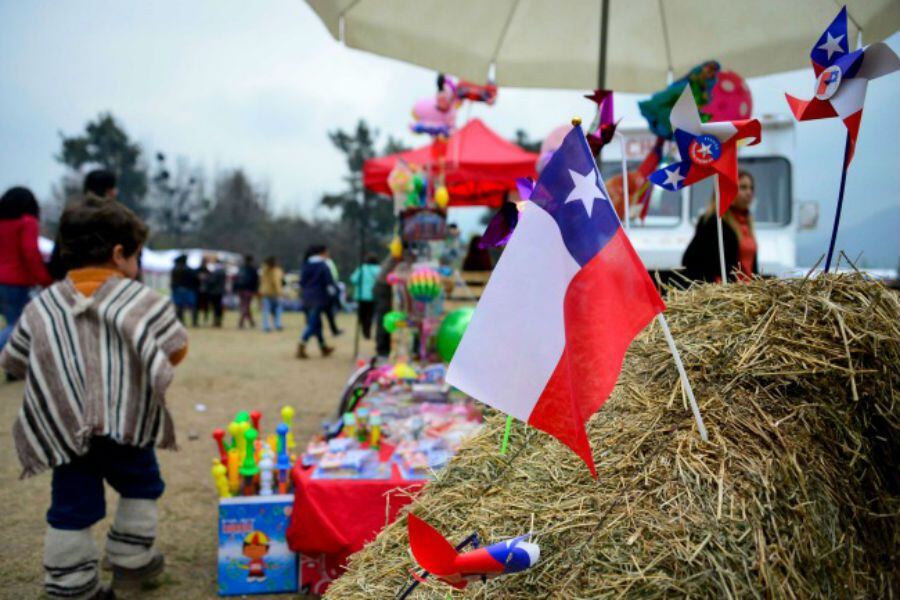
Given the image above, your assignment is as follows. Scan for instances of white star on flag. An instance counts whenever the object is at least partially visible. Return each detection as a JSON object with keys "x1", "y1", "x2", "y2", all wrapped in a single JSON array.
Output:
[
  {"x1": 698, "y1": 143, "x2": 712, "y2": 157},
  {"x1": 818, "y1": 32, "x2": 845, "y2": 60},
  {"x1": 565, "y1": 168, "x2": 604, "y2": 218},
  {"x1": 661, "y1": 167, "x2": 685, "y2": 189}
]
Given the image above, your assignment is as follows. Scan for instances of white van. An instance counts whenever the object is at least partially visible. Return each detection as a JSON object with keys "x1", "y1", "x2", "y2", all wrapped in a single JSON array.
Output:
[{"x1": 600, "y1": 115, "x2": 815, "y2": 279}]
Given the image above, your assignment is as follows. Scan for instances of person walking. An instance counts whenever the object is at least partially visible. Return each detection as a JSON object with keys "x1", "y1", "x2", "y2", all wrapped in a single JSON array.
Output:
[
  {"x1": 323, "y1": 254, "x2": 343, "y2": 336},
  {"x1": 372, "y1": 254, "x2": 399, "y2": 359},
  {"x1": 170, "y1": 255, "x2": 199, "y2": 326},
  {"x1": 682, "y1": 170, "x2": 758, "y2": 283},
  {"x1": 349, "y1": 253, "x2": 381, "y2": 340},
  {"x1": 234, "y1": 255, "x2": 259, "y2": 329},
  {"x1": 196, "y1": 257, "x2": 211, "y2": 325},
  {"x1": 0, "y1": 187, "x2": 53, "y2": 357},
  {"x1": 259, "y1": 256, "x2": 284, "y2": 332},
  {"x1": 297, "y1": 245, "x2": 335, "y2": 359},
  {"x1": 206, "y1": 261, "x2": 226, "y2": 328}
]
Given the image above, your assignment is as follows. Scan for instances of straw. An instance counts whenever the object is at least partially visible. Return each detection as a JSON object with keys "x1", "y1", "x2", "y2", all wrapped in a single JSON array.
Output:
[{"x1": 327, "y1": 274, "x2": 900, "y2": 599}]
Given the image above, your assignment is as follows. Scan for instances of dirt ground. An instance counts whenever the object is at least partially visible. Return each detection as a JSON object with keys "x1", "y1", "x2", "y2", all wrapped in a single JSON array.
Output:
[{"x1": 0, "y1": 310, "x2": 363, "y2": 599}]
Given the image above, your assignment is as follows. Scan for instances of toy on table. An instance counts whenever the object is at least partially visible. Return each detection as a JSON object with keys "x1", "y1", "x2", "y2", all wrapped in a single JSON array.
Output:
[
  {"x1": 226, "y1": 448, "x2": 240, "y2": 495},
  {"x1": 369, "y1": 411, "x2": 382, "y2": 450},
  {"x1": 276, "y1": 424, "x2": 292, "y2": 495},
  {"x1": 250, "y1": 410, "x2": 261, "y2": 432},
  {"x1": 212, "y1": 458, "x2": 231, "y2": 498},
  {"x1": 407, "y1": 267, "x2": 442, "y2": 303},
  {"x1": 258, "y1": 449, "x2": 275, "y2": 496},
  {"x1": 406, "y1": 514, "x2": 540, "y2": 590},
  {"x1": 212, "y1": 428, "x2": 228, "y2": 465},
  {"x1": 355, "y1": 407, "x2": 370, "y2": 443},
  {"x1": 342, "y1": 412, "x2": 357, "y2": 439},
  {"x1": 239, "y1": 428, "x2": 260, "y2": 496},
  {"x1": 281, "y1": 406, "x2": 296, "y2": 450}
]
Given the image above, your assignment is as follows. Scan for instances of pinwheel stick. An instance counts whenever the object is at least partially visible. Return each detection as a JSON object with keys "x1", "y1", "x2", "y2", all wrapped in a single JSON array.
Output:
[
  {"x1": 715, "y1": 178, "x2": 727, "y2": 284},
  {"x1": 500, "y1": 415, "x2": 514, "y2": 454},
  {"x1": 617, "y1": 133, "x2": 630, "y2": 231},
  {"x1": 824, "y1": 132, "x2": 851, "y2": 273},
  {"x1": 657, "y1": 314, "x2": 708, "y2": 441}
]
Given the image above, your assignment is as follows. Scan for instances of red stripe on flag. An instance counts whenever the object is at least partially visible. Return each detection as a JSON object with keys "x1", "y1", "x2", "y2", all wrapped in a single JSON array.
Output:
[{"x1": 527, "y1": 229, "x2": 665, "y2": 477}]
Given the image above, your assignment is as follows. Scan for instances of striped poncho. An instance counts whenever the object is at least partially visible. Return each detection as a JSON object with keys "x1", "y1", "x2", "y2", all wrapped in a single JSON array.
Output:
[{"x1": 0, "y1": 276, "x2": 188, "y2": 477}]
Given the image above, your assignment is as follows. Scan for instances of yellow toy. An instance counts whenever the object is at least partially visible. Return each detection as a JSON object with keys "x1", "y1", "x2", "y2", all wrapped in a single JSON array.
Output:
[
  {"x1": 212, "y1": 458, "x2": 231, "y2": 498},
  {"x1": 227, "y1": 448, "x2": 240, "y2": 494},
  {"x1": 281, "y1": 406, "x2": 296, "y2": 450}
]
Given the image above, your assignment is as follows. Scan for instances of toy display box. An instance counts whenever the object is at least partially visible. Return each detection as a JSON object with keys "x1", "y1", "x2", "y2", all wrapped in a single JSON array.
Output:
[{"x1": 217, "y1": 495, "x2": 298, "y2": 596}]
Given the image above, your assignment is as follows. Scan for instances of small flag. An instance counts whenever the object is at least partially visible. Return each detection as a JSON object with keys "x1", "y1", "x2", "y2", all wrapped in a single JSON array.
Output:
[{"x1": 447, "y1": 126, "x2": 665, "y2": 476}]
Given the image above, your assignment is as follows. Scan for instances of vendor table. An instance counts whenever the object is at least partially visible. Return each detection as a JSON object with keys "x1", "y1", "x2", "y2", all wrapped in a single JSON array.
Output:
[{"x1": 286, "y1": 443, "x2": 425, "y2": 594}]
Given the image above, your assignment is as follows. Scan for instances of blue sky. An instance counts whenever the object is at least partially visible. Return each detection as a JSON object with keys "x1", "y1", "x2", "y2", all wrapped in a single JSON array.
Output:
[{"x1": 1, "y1": 1, "x2": 898, "y2": 260}]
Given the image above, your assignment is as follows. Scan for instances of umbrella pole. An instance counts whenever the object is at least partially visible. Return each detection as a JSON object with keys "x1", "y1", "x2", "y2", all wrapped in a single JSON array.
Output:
[{"x1": 597, "y1": 0, "x2": 610, "y2": 88}]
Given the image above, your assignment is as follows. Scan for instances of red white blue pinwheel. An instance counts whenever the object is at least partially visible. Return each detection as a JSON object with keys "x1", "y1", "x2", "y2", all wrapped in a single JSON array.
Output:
[{"x1": 785, "y1": 6, "x2": 899, "y2": 272}]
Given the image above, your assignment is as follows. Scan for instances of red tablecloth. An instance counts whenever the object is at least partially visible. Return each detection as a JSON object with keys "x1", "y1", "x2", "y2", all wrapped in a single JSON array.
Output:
[{"x1": 286, "y1": 444, "x2": 424, "y2": 593}]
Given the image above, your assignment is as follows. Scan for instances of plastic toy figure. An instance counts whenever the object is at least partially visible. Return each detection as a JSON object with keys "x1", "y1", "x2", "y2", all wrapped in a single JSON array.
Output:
[{"x1": 242, "y1": 531, "x2": 270, "y2": 583}]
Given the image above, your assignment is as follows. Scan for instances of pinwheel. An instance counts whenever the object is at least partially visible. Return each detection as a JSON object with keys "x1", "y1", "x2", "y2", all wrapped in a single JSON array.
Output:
[
  {"x1": 405, "y1": 514, "x2": 540, "y2": 592},
  {"x1": 785, "y1": 6, "x2": 899, "y2": 272},
  {"x1": 648, "y1": 86, "x2": 761, "y2": 282}
]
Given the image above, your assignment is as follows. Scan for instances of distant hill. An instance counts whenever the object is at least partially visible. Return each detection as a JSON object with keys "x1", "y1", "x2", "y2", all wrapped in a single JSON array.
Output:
[{"x1": 797, "y1": 205, "x2": 900, "y2": 269}]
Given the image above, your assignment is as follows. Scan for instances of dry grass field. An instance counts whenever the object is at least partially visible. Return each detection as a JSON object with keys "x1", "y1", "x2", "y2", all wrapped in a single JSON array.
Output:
[{"x1": 0, "y1": 310, "x2": 361, "y2": 599}]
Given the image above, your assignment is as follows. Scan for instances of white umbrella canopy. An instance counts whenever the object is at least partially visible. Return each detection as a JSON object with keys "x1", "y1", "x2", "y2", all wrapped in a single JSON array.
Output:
[{"x1": 306, "y1": 0, "x2": 900, "y2": 92}]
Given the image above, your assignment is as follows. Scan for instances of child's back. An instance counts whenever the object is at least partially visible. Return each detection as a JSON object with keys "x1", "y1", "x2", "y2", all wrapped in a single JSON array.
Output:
[{"x1": 0, "y1": 197, "x2": 187, "y2": 599}]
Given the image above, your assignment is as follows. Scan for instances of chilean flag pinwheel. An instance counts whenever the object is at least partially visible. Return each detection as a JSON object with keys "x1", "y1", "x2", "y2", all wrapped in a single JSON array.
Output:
[
  {"x1": 648, "y1": 86, "x2": 761, "y2": 216},
  {"x1": 785, "y1": 6, "x2": 899, "y2": 168},
  {"x1": 406, "y1": 514, "x2": 540, "y2": 590}
]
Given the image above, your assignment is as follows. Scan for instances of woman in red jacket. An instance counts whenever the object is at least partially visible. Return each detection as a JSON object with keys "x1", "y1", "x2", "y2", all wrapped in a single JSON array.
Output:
[{"x1": 0, "y1": 187, "x2": 52, "y2": 353}]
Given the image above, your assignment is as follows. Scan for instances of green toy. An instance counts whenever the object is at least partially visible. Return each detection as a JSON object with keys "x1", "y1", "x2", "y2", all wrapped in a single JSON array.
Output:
[
  {"x1": 383, "y1": 310, "x2": 408, "y2": 333},
  {"x1": 239, "y1": 428, "x2": 259, "y2": 476}
]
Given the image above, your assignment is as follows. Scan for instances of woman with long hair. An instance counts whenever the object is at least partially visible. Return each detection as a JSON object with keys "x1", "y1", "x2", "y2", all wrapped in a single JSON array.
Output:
[
  {"x1": 0, "y1": 187, "x2": 53, "y2": 354},
  {"x1": 682, "y1": 170, "x2": 758, "y2": 283}
]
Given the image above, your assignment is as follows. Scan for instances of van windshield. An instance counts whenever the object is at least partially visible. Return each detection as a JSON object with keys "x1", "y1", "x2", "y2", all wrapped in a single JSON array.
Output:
[
  {"x1": 689, "y1": 156, "x2": 792, "y2": 227},
  {"x1": 599, "y1": 161, "x2": 681, "y2": 227}
]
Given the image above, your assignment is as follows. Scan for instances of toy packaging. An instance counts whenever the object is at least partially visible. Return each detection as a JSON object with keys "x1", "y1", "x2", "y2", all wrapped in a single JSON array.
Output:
[{"x1": 217, "y1": 494, "x2": 298, "y2": 596}]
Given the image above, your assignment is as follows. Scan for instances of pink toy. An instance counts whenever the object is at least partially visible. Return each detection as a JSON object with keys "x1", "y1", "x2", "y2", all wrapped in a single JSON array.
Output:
[{"x1": 706, "y1": 70, "x2": 753, "y2": 122}]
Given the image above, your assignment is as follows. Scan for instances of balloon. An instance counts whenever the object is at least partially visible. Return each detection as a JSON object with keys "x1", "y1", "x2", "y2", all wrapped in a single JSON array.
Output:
[
  {"x1": 705, "y1": 70, "x2": 753, "y2": 122},
  {"x1": 435, "y1": 185, "x2": 450, "y2": 209},
  {"x1": 408, "y1": 267, "x2": 442, "y2": 303},
  {"x1": 410, "y1": 91, "x2": 457, "y2": 136},
  {"x1": 383, "y1": 310, "x2": 408, "y2": 333},
  {"x1": 436, "y1": 307, "x2": 474, "y2": 363},
  {"x1": 392, "y1": 362, "x2": 418, "y2": 381}
]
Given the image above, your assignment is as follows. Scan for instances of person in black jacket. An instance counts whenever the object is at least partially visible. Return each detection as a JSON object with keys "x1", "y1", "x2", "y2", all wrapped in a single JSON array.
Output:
[
  {"x1": 682, "y1": 170, "x2": 758, "y2": 283},
  {"x1": 170, "y1": 254, "x2": 200, "y2": 325},
  {"x1": 234, "y1": 255, "x2": 259, "y2": 329},
  {"x1": 297, "y1": 244, "x2": 336, "y2": 359}
]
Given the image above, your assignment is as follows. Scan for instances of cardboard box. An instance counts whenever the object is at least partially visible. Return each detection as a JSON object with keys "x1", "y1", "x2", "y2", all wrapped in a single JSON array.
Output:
[{"x1": 217, "y1": 494, "x2": 298, "y2": 596}]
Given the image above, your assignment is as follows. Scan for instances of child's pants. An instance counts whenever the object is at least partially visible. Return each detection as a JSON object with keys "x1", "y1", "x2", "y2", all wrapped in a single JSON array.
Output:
[{"x1": 44, "y1": 437, "x2": 164, "y2": 598}]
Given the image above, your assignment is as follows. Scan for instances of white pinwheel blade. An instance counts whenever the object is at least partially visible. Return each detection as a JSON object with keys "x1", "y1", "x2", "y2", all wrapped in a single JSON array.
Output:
[{"x1": 856, "y1": 42, "x2": 900, "y2": 80}]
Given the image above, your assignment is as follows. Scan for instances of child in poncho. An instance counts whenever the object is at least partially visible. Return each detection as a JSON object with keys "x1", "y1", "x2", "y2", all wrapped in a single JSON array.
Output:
[{"x1": 0, "y1": 198, "x2": 188, "y2": 599}]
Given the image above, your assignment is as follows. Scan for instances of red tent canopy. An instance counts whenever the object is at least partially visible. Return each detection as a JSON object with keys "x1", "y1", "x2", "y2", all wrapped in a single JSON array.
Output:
[{"x1": 363, "y1": 119, "x2": 538, "y2": 209}]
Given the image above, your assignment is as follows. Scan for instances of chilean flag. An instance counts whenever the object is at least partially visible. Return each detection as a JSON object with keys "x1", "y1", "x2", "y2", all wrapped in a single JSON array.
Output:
[
  {"x1": 785, "y1": 6, "x2": 900, "y2": 167},
  {"x1": 447, "y1": 126, "x2": 665, "y2": 476}
]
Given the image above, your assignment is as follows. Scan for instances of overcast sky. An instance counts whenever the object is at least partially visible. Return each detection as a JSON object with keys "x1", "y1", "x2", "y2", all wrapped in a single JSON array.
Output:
[{"x1": 1, "y1": 1, "x2": 898, "y2": 242}]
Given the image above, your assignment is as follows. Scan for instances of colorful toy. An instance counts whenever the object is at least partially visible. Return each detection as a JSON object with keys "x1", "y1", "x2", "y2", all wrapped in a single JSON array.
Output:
[
  {"x1": 407, "y1": 267, "x2": 442, "y2": 303},
  {"x1": 212, "y1": 458, "x2": 231, "y2": 498},
  {"x1": 276, "y1": 423, "x2": 292, "y2": 495},
  {"x1": 584, "y1": 89, "x2": 618, "y2": 156},
  {"x1": 258, "y1": 451, "x2": 274, "y2": 497},
  {"x1": 281, "y1": 406, "x2": 296, "y2": 450},
  {"x1": 410, "y1": 78, "x2": 458, "y2": 136},
  {"x1": 393, "y1": 362, "x2": 418, "y2": 381},
  {"x1": 389, "y1": 236, "x2": 403, "y2": 259},
  {"x1": 436, "y1": 307, "x2": 474, "y2": 362},
  {"x1": 407, "y1": 514, "x2": 540, "y2": 590},
  {"x1": 369, "y1": 411, "x2": 382, "y2": 450},
  {"x1": 706, "y1": 70, "x2": 752, "y2": 121},
  {"x1": 227, "y1": 448, "x2": 240, "y2": 494},
  {"x1": 250, "y1": 410, "x2": 261, "y2": 432},
  {"x1": 434, "y1": 185, "x2": 450, "y2": 209},
  {"x1": 355, "y1": 407, "x2": 369, "y2": 443},
  {"x1": 235, "y1": 410, "x2": 250, "y2": 424},
  {"x1": 342, "y1": 412, "x2": 357, "y2": 439},
  {"x1": 213, "y1": 428, "x2": 228, "y2": 465},
  {"x1": 239, "y1": 428, "x2": 260, "y2": 495}
]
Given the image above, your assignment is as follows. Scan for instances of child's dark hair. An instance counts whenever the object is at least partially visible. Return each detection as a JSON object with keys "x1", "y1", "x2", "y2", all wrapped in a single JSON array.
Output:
[
  {"x1": 0, "y1": 186, "x2": 40, "y2": 220},
  {"x1": 58, "y1": 198, "x2": 148, "y2": 269}
]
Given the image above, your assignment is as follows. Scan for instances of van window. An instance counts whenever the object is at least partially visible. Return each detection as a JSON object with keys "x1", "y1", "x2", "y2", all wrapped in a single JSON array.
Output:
[
  {"x1": 600, "y1": 161, "x2": 682, "y2": 227},
  {"x1": 689, "y1": 157, "x2": 792, "y2": 227}
]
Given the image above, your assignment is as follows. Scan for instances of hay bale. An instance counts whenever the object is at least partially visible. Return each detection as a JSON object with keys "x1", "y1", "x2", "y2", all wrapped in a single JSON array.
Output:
[{"x1": 326, "y1": 275, "x2": 900, "y2": 599}]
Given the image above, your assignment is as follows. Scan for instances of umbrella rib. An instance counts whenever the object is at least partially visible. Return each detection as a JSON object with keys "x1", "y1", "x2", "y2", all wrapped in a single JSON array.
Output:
[
  {"x1": 657, "y1": 0, "x2": 674, "y2": 74},
  {"x1": 489, "y1": 0, "x2": 521, "y2": 70},
  {"x1": 338, "y1": 0, "x2": 363, "y2": 43}
]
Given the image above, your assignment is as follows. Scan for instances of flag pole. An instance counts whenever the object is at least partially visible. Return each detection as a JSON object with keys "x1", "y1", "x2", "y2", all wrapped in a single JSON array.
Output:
[
  {"x1": 657, "y1": 314, "x2": 708, "y2": 441},
  {"x1": 714, "y1": 176, "x2": 727, "y2": 283},
  {"x1": 824, "y1": 131, "x2": 851, "y2": 273},
  {"x1": 618, "y1": 133, "x2": 630, "y2": 231}
]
